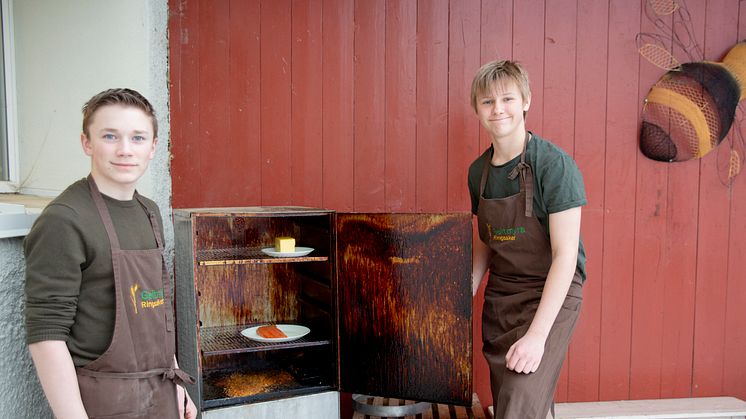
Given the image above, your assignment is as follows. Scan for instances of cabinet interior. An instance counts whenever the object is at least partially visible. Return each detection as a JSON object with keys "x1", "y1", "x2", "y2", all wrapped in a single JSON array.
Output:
[{"x1": 182, "y1": 210, "x2": 337, "y2": 409}]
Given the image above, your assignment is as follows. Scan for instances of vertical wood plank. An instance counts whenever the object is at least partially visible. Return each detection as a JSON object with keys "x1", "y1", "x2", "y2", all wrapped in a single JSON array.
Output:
[
  {"x1": 723, "y1": 4, "x2": 746, "y2": 401},
  {"x1": 198, "y1": 0, "x2": 231, "y2": 207},
  {"x1": 322, "y1": 0, "x2": 355, "y2": 211},
  {"x1": 724, "y1": 116, "x2": 746, "y2": 400},
  {"x1": 629, "y1": 0, "x2": 673, "y2": 400},
  {"x1": 416, "y1": 0, "x2": 449, "y2": 212},
  {"x1": 542, "y1": 0, "x2": 577, "y2": 154},
  {"x1": 169, "y1": 0, "x2": 189, "y2": 208},
  {"x1": 659, "y1": 157, "x2": 699, "y2": 399},
  {"x1": 228, "y1": 0, "x2": 261, "y2": 206},
  {"x1": 542, "y1": 0, "x2": 578, "y2": 403},
  {"x1": 353, "y1": 0, "x2": 386, "y2": 211},
  {"x1": 170, "y1": 0, "x2": 202, "y2": 208},
  {"x1": 479, "y1": 0, "x2": 513, "y2": 64},
  {"x1": 447, "y1": 0, "x2": 481, "y2": 212},
  {"x1": 629, "y1": 146, "x2": 668, "y2": 399},
  {"x1": 260, "y1": 0, "x2": 292, "y2": 205},
  {"x1": 479, "y1": 0, "x2": 513, "y2": 153},
  {"x1": 384, "y1": 0, "x2": 417, "y2": 212},
  {"x1": 291, "y1": 0, "x2": 323, "y2": 207},
  {"x1": 692, "y1": 0, "x2": 740, "y2": 397},
  {"x1": 512, "y1": 0, "x2": 544, "y2": 133},
  {"x1": 658, "y1": 0, "x2": 705, "y2": 399},
  {"x1": 567, "y1": 0, "x2": 607, "y2": 403},
  {"x1": 598, "y1": 0, "x2": 640, "y2": 401}
]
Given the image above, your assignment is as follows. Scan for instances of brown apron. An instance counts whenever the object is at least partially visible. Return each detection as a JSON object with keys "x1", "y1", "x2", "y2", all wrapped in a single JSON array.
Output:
[
  {"x1": 75, "y1": 175, "x2": 194, "y2": 418},
  {"x1": 477, "y1": 134, "x2": 583, "y2": 419}
]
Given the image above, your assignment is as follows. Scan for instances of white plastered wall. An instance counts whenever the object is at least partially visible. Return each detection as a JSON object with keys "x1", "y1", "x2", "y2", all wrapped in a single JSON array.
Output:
[
  {"x1": 0, "y1": 0, "x2": 170, "y2": 417},
  {"x1": 14, "y1": 0, "x2": 167, "y2": 198}
]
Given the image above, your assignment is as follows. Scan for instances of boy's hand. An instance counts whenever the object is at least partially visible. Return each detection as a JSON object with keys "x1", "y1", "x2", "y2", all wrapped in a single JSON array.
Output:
[
  {"x1": 505, "y1": 330, "x2": 546, "y2": 374},
  {"x1": 177, "y1": 384, "x2": 198, "y2": 419}
]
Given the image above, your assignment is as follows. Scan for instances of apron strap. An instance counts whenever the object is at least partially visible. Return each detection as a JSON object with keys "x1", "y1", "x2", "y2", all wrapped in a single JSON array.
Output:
[
  {"x1": 87, "y1": 175, "x2": 121, "y2": 251},
  {"x1": 77, "y1": 366, "x2": 196, "y2": 387},
  {"x1": 135, "y1": 193, "x2": 165, "y2": 249},
  {"x1": 479, "y1": 147, "x2": 492, "y2": 198},
  {"x1": 507, "y1": 132, "x2": 533, "y2": 217},
  {"x1": 134, "y1": 193, "x2": 174, "y2": 332},
  {"x1": 480, "y1": 132, "x2": 534, "y2": 217}
]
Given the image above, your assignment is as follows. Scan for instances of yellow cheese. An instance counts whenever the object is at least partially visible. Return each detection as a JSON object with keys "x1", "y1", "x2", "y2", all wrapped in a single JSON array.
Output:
[{"x1": 274, "y1": 237, "x2": 295, "y2": 253}]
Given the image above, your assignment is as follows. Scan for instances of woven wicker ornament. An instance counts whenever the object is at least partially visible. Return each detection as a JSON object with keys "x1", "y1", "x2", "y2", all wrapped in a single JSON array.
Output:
[{"x1": 640, "y1": 41, "x2": 745, "y2": 162}]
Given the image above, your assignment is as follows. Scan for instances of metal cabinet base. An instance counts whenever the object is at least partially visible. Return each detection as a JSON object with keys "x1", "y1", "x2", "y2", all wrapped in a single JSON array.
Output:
[{"x1": 201, "y1": 391, "x2": 340, "y2": 419}]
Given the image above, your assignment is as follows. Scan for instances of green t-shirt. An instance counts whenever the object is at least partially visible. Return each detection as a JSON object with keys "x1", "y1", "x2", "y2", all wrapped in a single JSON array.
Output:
[
  {"x1": 24, "y1": 178, "x2": 164, "y2": 366},
  {"x1": 467, "y1": 133, "x2": 588, "y2": 280}
]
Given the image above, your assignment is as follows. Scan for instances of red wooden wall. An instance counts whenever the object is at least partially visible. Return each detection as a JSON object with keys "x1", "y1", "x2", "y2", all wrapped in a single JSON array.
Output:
[{"x1": 168, "y1": 0, "x2": 746, "y2": 411}]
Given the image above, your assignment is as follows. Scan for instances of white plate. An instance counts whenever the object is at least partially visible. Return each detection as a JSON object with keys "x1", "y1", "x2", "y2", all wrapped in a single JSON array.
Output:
[
  {"x1": 260, "y1": 247, "x2": 314, "y2": 258},
  {"x1": 241, "y1": 324, "x2": 311, "y2": 343}
]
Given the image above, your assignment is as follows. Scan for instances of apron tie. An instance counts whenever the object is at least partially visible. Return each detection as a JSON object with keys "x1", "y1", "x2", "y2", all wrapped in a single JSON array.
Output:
[
  {"x1": 78, "y1": 366, "x2": 196, "y2": 386},
  {"x1": 161, "y1": 367, "x2": 197, "y2": 386},
  {"x1": 507, "y1": 160, "x2": 534, "y2": 217},
  {"x1": 507, "y1": 161, "x2": 529, "y2": 180}
]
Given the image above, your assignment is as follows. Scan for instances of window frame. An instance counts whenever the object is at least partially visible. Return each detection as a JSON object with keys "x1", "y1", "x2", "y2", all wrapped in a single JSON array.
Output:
[{"x1": 0, "y1": 0, "x2": 18, "y2": 193}]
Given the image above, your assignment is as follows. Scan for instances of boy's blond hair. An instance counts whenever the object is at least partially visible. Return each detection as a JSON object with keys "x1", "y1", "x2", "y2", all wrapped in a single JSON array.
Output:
[{"x1": 470, "y1": 60, "x2": 530, "y2": 113}]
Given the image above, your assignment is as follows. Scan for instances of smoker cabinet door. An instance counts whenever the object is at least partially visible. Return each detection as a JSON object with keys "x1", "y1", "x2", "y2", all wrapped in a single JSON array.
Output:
[{"x1": 336, "y1": 213, "x2": 472, "y2": 406}]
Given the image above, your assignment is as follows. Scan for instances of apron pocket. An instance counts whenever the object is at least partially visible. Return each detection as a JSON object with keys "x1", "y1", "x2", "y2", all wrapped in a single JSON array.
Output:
[
  {"x1": 78, "y1": 374, "x2": 157, "y2": 418},
  {"x1": 560, "y1": 280, "x2": 583, "y2": 313}
]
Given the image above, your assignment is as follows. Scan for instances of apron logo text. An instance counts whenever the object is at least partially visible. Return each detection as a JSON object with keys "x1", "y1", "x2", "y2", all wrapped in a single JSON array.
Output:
[
  {"x1": 487, "y1": 224, "x2": 526, "y2": 242},
  {"x1": 129, "y1": 284, "x2": 165, "y2": 313}
]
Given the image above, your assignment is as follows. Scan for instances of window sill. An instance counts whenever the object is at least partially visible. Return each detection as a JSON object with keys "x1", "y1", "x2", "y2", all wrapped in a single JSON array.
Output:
[{"x1": 0, "y1": 193, "x2": 52, "y2": 238}]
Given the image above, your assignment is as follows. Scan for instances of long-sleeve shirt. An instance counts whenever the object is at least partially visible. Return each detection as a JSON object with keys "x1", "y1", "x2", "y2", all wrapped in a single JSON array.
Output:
[{"x1": 24, "y1": 178, "x2": 164, "y2": 366}]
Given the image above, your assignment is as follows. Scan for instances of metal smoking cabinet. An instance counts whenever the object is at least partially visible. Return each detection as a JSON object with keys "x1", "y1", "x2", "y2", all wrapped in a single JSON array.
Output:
[{"x1": 173, "y1": 207, "x2": 472, "y2": 415}]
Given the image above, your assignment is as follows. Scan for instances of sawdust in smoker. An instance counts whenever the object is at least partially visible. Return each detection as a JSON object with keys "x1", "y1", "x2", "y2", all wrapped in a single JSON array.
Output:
[{"x1": 219, "y1": 370, "x2": 296, "y2": 397}]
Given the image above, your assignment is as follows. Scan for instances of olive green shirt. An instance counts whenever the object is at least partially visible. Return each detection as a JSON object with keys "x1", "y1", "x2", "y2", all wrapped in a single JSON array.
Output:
[{"x1": 24, "y1": 178, "x2": 164, "y2": 366}]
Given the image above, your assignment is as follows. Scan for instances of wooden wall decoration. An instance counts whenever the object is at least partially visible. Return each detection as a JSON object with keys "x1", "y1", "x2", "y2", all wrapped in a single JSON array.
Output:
[{"x1": 169, "y1": 0, "x2": 746, "y2": 411}]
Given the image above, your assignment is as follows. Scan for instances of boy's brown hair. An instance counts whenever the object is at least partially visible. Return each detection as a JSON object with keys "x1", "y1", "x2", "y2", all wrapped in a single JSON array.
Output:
[
  {"x1": 470, "y1": 60, "x2": 530, "y2": 113},
  {"x1": 82, "y1": 88, "x2": 157, "y2": 138}
]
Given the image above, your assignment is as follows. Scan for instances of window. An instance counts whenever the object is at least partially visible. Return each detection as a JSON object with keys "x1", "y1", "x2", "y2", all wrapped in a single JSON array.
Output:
[
  {"x1": 0, "y1": 0, "x2": 17, "y2": 191},
  {"x1": 0, "y1": 3, "x2": 8, "y2": 181}
]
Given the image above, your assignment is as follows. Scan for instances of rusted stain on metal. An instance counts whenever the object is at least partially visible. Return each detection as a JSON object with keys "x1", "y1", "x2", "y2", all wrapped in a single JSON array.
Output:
[
  {"x1": 336, "y1": 213, "x2": 472, "y2": 405},
  {"x1": 194, "y1": 216, "x2": 306, "y2": 251},
  {"x1": 196, "y1": 264, "x2": 300, "y2": 328},
  {"x1": 389, "y1": 256, "x2": 421, "y2": 264}
]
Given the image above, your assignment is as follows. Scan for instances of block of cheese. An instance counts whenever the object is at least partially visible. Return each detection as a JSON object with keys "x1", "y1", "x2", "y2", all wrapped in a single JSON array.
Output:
[{"x1": 274, "y1": 237, "x2": 295, "y2": 253}]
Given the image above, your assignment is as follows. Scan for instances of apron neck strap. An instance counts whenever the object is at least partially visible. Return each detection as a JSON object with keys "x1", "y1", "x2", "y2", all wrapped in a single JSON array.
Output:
[
  {"x1": 479, "y1": 132, "x2": 534, "y2": 218},
  {"x1": 507, "y1": 132, "x2": 534, "y2": 217},
  {"x1": 87, "y1": 175, "x2": 163, "y2": 250},
  {"x1": 88, "y1": 175, "x2": 121, "y2": 250},
  {"x1": 134, "y1": 193, "x2": 164, "y2": 249},
  {"x1": 479, "y1": 149, "x2": 492, "y2": 197}
]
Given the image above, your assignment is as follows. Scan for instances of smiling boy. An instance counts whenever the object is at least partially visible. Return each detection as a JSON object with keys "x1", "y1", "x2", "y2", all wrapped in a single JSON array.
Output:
[
  {"x1": 24, "y1": 88, "x2": 196, "y2": 418},
  {"x1": 468, "y1": 61, "x2": 587, "y2": 419}
]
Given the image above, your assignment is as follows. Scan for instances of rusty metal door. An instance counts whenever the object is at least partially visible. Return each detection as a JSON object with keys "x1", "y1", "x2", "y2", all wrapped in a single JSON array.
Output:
[{"x1": 335, "y1": 213, "x2": 473, "y2": 405}]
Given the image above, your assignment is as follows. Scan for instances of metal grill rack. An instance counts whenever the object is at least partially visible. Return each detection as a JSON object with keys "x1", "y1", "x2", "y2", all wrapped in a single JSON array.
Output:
[
  {"x1": 200, "y1": 324, "x2": 331, "y2": 356},
  {"x1": 196, "y1": 247, "x2": 328, "y2": 266}
]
